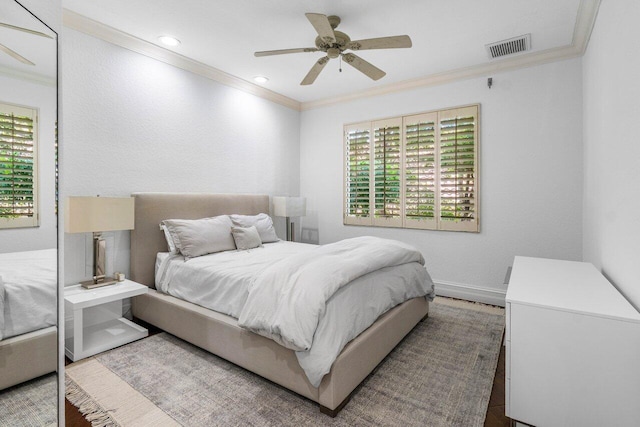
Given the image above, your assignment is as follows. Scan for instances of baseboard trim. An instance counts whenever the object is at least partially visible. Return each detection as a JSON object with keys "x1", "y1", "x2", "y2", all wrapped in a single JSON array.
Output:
[{"x1": 435, "y1": 280, "x2": 506, "y2": 307}]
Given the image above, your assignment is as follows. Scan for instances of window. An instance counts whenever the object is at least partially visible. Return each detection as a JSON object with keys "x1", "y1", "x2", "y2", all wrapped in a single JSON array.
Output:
[
  {"x1": 344, "y1": 105, "x2": 479, "y2": 232},
  {"x1": 344, "y1": 123, "x2": 371, "y2": 225},
  {"x1": 0, "y1": 102, "x2": 39, "y2": 229}
]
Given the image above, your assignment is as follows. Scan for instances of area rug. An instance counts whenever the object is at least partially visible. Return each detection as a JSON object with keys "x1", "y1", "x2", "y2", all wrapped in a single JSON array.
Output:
[
  {"x1": 0, "y1": 373, "x2": 57, "y2": 427},
  {"x1": 66, "y1": 297, "x2": 504, "y2": 427}
]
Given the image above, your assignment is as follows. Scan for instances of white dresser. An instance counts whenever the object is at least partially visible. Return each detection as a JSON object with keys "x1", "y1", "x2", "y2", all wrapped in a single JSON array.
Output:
[{"x1": 506, "y1": 256, "x2": 640, "y2": 427}]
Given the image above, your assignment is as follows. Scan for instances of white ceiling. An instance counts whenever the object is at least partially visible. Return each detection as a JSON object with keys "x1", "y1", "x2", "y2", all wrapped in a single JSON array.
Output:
[
  {"x1": 0, "y1": 0, "x2": 57, "y2": 82},
  {"x1": 62, "y1": 0, "x2": 585, "y2": 104}
]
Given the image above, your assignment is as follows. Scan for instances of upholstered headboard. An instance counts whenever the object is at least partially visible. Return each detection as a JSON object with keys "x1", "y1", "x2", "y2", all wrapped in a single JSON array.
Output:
[{"x1": 130, "y1": 193, "x2": 270, "y2": 287}]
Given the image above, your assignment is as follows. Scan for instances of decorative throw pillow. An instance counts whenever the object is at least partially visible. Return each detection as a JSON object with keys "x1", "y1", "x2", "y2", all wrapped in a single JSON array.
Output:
[
  {"x1": 229, "y1": 213, "x2": 279, "y2": 243},
  {"x1": 161, "y1": 215, "x2": 235, "y2": 259},
  {"x1": 231, "y1": 226, "x2": 263, "y2": 250}
]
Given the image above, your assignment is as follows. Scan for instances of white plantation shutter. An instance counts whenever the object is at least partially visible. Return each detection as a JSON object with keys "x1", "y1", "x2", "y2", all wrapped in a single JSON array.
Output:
[
  {"x1": 0, "y1": 103, "x2": 38, "y2": 229},
  {"x1": 438, "y1": 106, "x2": 478, "y2": 232},
  {"x1": 344, "y1": 122, "x2": 372, "y2": 225},
  {"x1": 404, "y1": 113, "x2": 437, "y2": 230},
  {"x1": 373, "y1": 118, "x2": 402, "y2": 227},
  {"x1": 344, "y1": 104, "x2": 479, "y2": 233}
]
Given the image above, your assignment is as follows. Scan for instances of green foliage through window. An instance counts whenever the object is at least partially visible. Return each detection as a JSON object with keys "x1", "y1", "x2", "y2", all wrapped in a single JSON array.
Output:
[
  {"x1": 345, "y1": 128, "x2": 370, "y2": 217},
  {"x1": 0, "y1": 103, "x2": 37, "y2": 226}
]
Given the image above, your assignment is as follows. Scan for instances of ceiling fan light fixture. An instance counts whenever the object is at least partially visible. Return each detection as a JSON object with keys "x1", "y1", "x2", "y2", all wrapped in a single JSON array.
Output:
[
  {"x1": 158, "y1": 35, "x2": 181, "y2": 47},
  {"x1": 327, "y1": 47, "x2": 341, "y2": 59},
  {"x1": 253, "y1": 76, "x2": 269, "y2": 84}
]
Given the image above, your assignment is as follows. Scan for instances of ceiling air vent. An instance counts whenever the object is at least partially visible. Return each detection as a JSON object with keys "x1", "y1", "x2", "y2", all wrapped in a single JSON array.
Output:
[{"x1": 486, "y1": 34, "x2": 531, "y2": 59}]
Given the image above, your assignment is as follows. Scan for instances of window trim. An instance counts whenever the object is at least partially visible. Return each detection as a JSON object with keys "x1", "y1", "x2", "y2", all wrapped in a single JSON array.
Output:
[
  {"x1": 343, "y1": 104, "x2": 479, "y2": 233},
  {"x1": 0, "y1": 102, "x2": 39, "y2": 229}
]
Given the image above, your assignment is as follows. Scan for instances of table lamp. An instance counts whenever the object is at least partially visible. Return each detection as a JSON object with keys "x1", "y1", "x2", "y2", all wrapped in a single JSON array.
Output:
[
  {"x1": 273, "y1": 196, "x2": 306, "y2": 241},
  {"x1": 65, "y1": 196, "x2": 134, "y2": 288}
]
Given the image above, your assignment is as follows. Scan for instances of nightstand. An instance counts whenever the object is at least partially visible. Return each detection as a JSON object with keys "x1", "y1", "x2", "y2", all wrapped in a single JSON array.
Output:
[{"x1": 65, "y1": 279, "x2": 148, "y2": 362}]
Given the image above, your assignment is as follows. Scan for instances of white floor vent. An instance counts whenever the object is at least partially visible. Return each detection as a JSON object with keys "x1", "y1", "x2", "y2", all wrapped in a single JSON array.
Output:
[{"x1": 486, "y1": 34, "x2": 531, "y2": 59}]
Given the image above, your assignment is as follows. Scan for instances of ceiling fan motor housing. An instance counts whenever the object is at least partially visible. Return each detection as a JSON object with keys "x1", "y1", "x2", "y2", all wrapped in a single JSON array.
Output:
[{"x1": 315, "y1": 30, "x2": 351, "y2": 53}]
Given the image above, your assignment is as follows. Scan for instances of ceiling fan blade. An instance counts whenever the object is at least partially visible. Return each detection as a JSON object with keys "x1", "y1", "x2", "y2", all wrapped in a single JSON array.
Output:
[
  {"x1": 347, "y1": 35, "x2": 412, "y2": 51},
  {"x1": 255, "y1": 47, "x2": 318, "y2": 57},
  {"x1": 305, "y1": 13, "x2": 336, "y2": 44},
  {"x1": 342, "y1": 53, "x2": 385, "y2": 81},
  {"x1": 0, "y1": 22, "x2": 54, "y2": 39},
  {"x1": 0, "y1": 42, "x2": 35, "y2": 65},
  {"x1": 301, "y1": 56, "x2": 330, "y2": 85}
]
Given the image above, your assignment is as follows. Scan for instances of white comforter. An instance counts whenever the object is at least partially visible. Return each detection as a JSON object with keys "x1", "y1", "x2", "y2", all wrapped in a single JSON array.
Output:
[
  {"x1": 0, "y1": 249, "x2": 57, "y2": 340},
  {"x1": 156, "y1": 238, "x2": 434, "y2": 387},
  {"x1": 238, "y1": 236, "x2": 426, "y2": 352}
]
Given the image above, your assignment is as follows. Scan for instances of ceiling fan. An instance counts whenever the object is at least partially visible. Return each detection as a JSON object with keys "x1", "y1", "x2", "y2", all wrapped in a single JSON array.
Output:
[
  {"x1": 255, "y1": 13, "x2": 412, "y2": 85},
  {"x1": 0, "y1": 21, "x2": 53, "y2": 66}
]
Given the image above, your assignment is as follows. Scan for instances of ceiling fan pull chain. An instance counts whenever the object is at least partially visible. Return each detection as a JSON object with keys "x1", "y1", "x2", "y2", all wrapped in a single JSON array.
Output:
[{"x1": 339, "y1": 55, "x2": 342, "y2": 73}]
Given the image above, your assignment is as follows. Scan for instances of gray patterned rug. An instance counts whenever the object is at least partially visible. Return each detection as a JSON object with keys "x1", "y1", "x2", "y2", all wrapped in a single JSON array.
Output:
[
  {"x1": 66, "y1": 298, "x2": 504, "y2": 426},
  {"x1": 0, "y1": 373, "x2": 57, "y2": 427}
]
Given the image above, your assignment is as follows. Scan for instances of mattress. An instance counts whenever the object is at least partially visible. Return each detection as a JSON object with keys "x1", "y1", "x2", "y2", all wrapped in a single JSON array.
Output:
[
  {"x1": 0, "y1": 248, "x2": 57, "y2": 341},
  {"x1": 155, "y1": 241, "x2": 434, "y2": 386}
]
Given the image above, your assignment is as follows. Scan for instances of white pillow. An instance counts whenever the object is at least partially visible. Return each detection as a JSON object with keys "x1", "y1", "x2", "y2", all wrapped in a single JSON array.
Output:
[
  {"x1": 161, "y1": 215, "x2": 236, "y2": 259},
  {"x1": 231, "y1": 226, "x2": 263, "y2": 250},
  {"x1": 159, "y1": 224, "x2": 178, "y2": 254},
  {"x1": 229, "y1": 213, "x2": 279, "y2": 243}
]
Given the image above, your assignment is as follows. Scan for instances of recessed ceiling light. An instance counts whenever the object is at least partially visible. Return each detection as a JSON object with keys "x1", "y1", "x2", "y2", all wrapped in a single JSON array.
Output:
[
  {"x1": 253, "y1": 76, "x2": 269, "y2": 84},
  {"x1": 158, "y1": 35, "x2": 181, "y2": 47}
]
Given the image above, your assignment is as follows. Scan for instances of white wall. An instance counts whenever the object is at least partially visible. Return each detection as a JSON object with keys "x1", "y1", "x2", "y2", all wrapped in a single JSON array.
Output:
[
  {"x1": 300, "y1": 59, "x2": 584, "y2": 304},
  {"x1": 62, "y1": 29, "x2": 300, "y2": 284},
  {"x1": 1, "y1": 0, "x2": 59, "y2": 252},
  {"x1": 582, "y1": 0, "x2": 640, "y2": 310},
  {"x1": 0, "y1": 75, "x2": 57, "y2": 252},
  {"x1": 18, "y1": 0, "x2": 61, "y2": 33}
]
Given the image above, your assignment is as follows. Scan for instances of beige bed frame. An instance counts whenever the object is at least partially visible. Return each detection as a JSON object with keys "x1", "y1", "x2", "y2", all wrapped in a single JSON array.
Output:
[
  {"x1": 130, "y1": 193, "x2": 428, "y2": 415},
  {"x1": 0, "y1": 326, "x2": 57, "y2": 391}
]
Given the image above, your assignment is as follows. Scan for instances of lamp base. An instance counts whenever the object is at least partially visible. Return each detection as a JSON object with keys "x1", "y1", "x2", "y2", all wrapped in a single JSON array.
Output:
[{"x1": 81, "y1": 277, "x2": 118, "y2": 289}]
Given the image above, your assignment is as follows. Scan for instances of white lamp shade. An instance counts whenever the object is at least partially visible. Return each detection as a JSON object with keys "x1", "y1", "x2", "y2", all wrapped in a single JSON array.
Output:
[
  {"x1": 65, "y1": 197, "x2": 135, "y2": 233},
  {"x1": 273, "y1": 196, "x2": 306, "y2": 217}
]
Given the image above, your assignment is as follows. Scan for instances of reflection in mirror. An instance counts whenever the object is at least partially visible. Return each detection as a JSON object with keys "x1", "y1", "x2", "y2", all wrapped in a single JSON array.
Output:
[{"x1": 0, "y1": 0, "x2": 58, "y2": 424}]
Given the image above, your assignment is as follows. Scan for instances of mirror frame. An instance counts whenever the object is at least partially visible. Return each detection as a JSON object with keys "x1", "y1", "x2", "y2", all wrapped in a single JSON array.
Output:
[{"x1": 0, "y1": 0, "x2": 60, "y2": 424}]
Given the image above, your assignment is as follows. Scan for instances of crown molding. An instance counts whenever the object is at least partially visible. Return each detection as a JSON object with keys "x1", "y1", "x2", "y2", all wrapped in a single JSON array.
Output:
[
  {"x1": 63, "y1": 1, "x2": 600, "y2": 113},
  {"x1": 300, "y1": 45, "x2": 583, "y2": 110},
  {"x1": 572, "y1": 0, "x2": 601, "y2": 53},
  {"x1": 0, "y1": 65, "x2": 56, "y2": 86},
  {"x1": 62, "y1": 9, "x2": 302, "y2": 111},
  {"x1": 300, "y1": 0, "x2": 601, "y2": 111}
]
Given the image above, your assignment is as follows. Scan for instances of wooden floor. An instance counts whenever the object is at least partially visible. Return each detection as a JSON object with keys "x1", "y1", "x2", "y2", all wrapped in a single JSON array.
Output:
[
  {"x1": 64, "y1": 355, "x2": 91, "y2": 427},
  {"x1": 65, "y1": 398, "x2": 90, "y2": 427},
  {"x1": 65, "y1": 337, "x2": 511, "y2": 426},
  {"x1": 484, "y1": 345, "x2": 511, "y2": 427}
]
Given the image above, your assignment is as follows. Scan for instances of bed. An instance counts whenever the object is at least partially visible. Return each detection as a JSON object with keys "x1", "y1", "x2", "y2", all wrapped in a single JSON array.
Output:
[
  {"x1": 130, "y1": 193, "x2": 432, "y2": 415},
  {"x1": 0, "y1": 249, "x2": 57, "y2": 391}
]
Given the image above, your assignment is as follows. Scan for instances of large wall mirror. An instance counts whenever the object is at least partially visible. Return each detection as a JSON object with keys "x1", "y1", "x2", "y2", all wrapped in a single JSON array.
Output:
[{"x1": 0, "y1": 0, "x2": 58, "y2": 424}]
